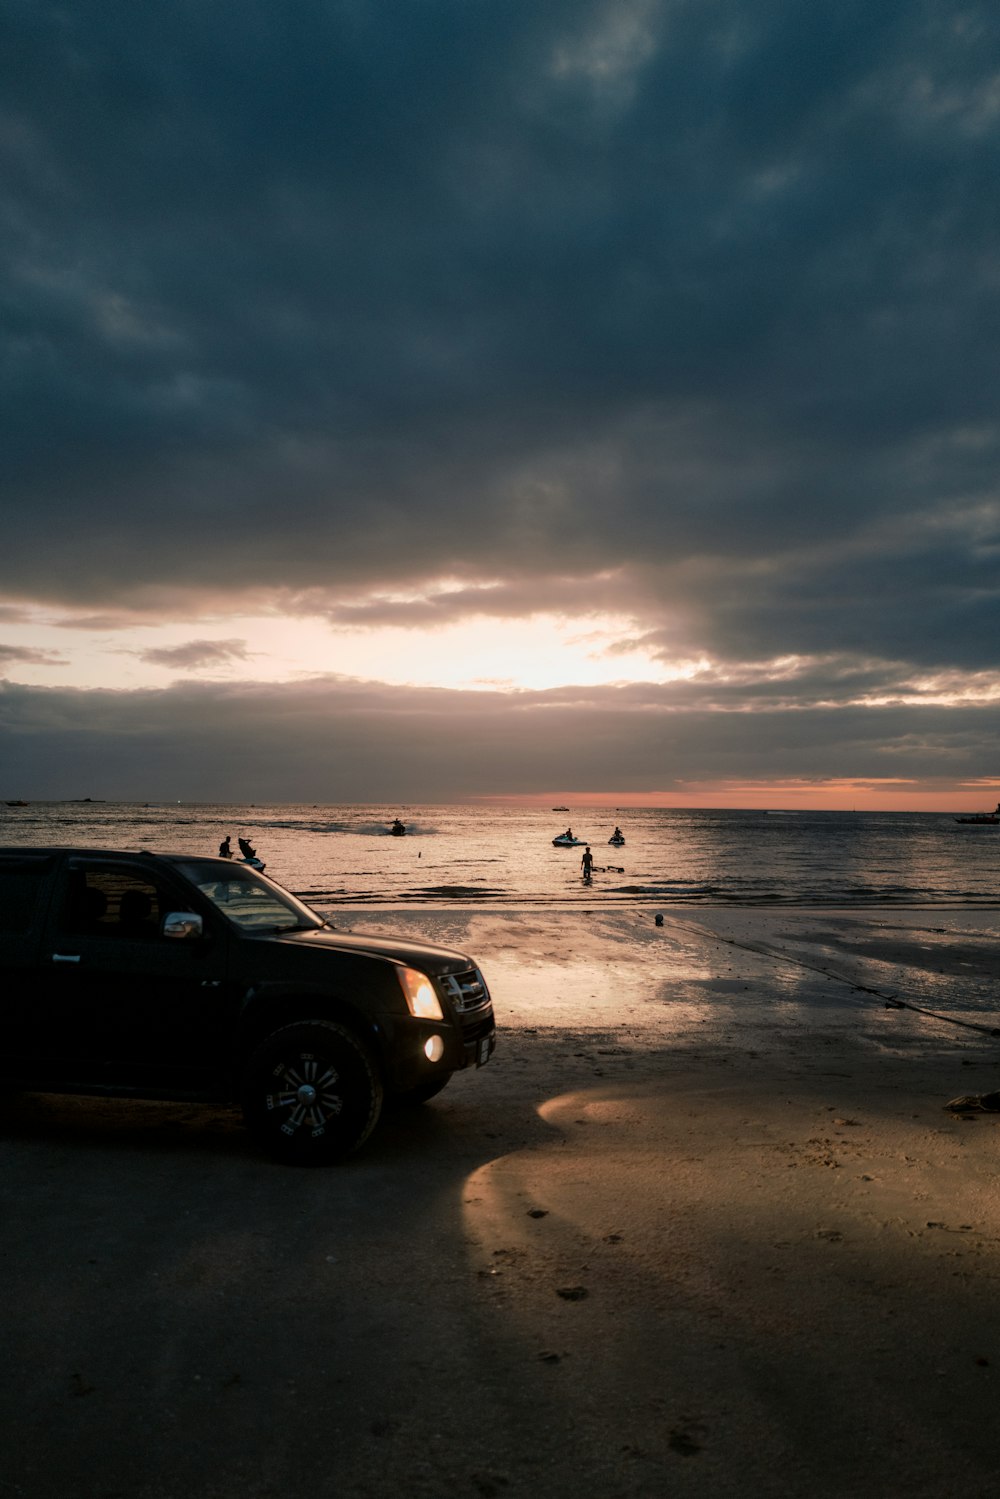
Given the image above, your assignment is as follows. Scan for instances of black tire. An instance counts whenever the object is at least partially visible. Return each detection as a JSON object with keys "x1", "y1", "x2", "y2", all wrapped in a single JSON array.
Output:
[
  {"x1": 242, "y1": 1020, "x2": 383, "y2": 1164},
  {"x1": 393, "y1": 1075, "x2": 451, "y2": 1106}
]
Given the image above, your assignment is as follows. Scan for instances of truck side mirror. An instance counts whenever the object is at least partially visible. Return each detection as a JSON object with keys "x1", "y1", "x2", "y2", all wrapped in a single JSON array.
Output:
[{"x1": 162, "y1": 911, "x2": 204, "y2": 940}]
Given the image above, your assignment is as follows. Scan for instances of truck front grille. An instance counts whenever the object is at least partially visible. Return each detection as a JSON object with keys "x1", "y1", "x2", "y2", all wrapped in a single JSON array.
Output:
[{"x1": 440, "y1": 967, "x2": 492, "y2": 1017}]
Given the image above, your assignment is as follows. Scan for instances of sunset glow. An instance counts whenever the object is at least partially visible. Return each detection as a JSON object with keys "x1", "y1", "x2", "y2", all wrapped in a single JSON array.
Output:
[
  {"x1": 0, "y1": 610, "x2": 677, "y2": 694},
  {"x1": 487, "y1": 780, "x2": 1000, "y2": 813}
]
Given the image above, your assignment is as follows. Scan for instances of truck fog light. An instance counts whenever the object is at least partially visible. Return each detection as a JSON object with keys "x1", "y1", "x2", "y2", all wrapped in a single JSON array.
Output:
[{"x1": 424, "y1": 1035, "x2": 445, "y2": 1063}]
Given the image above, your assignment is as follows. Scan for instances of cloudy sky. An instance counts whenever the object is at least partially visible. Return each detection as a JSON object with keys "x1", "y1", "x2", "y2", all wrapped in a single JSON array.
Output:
[{"x1": 2, "y1": 0, "x2": 999, "y2": 806}]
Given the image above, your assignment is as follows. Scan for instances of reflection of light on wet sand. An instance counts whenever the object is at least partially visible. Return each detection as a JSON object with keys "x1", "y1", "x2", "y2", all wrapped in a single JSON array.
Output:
[
  {"x1": 674, "y1": 909, "x2": 1000, "y2": 1028},
  {"x1": 456, "y1": 910, "x2": 790, "y2": 1031},
  {"x1": 462, "y1": 913, "x2": 827, "y2": 1059},
  {"x1": 360, "y1": 905, "x2": 1000, "y2": 1067}
]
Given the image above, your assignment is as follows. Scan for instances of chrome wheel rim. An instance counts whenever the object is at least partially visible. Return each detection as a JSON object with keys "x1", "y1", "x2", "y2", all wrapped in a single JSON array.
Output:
[{"x1": 266, "y1": 1055, "x2": 344, "y2": 1137}]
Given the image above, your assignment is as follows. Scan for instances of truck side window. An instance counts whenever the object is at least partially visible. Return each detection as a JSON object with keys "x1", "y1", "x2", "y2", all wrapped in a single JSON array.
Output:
[
  {"x1": 62, "y1": 869, "x2": 167, "y2": 939},
  {"x1": 0, "y1": 859, "x2": 51, "y2": 934}
]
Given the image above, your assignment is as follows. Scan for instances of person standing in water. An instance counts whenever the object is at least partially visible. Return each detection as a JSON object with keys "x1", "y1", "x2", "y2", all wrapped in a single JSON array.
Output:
[{"x1": 581, "y1": 845, "x2": 594, "y2": 879}]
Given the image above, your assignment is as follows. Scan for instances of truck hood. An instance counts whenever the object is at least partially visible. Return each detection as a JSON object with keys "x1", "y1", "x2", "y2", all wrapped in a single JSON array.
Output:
[{"x1": 267, "y1": 924, "x2": 477, "y2": 975}]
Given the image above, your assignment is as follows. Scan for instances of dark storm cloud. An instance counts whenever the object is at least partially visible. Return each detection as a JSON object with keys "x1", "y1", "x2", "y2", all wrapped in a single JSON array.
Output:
[
  {"x1": 2, "y1": 0, "x2": 999, "y2": 682},
  {"x1": 3, "y1": 674, "x2": 999, "y2": 802},
  {"x1": 136, "y1": 638, "x2": 251, "y2": 670}
]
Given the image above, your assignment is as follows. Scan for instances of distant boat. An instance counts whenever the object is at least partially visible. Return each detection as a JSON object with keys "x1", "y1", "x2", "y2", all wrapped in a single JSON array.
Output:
[
  {"x1": 4, "y1": 800, "x2": 29, "y2": 806},
  {"x1": 954, "y1": 803, "x2": 1000, "y2": 825},
  {"x1": 552, "y1": 806, "x2": 569, "y2": 811}
]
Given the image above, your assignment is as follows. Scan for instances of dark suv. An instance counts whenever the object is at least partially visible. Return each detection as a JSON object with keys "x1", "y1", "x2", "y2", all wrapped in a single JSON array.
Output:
[{"x1": 0, "y1": 847, "x2": 496, "y2": 1163}]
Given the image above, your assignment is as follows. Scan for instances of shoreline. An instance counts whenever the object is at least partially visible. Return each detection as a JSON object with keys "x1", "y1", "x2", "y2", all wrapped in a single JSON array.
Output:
[{"x1": 313, "y1": 897, "x2": 1000, "y2": 909}]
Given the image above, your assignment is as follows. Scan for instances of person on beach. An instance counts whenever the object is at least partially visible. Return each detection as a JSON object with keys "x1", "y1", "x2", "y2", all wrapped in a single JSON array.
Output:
[
  {"x1": 218, "y1": 835, "x2": 232, "y2": 859},
  {"x1": 581, "y1": 845, "x2": 594, "y2": 879}
]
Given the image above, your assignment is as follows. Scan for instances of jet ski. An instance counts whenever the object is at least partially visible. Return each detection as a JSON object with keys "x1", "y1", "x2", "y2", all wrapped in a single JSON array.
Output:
[
  {"x1": 237, "y1": 837, "x2": 266, "y2": 871},
  {"x1": 608, "y1": 835, "x2": 625, "y2": 846},
  {"x1": 552, "y1": 833, "x2": 583, "y2": 847},
  {"x1": 389, "y1": 819, "x2": 407, "y2": 836}
]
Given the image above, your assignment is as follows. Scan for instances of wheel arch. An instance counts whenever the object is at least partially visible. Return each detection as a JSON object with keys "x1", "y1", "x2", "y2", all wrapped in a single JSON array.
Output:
[{"x1": 238, "y1": 985, "x2": 385, "y2": 1074}]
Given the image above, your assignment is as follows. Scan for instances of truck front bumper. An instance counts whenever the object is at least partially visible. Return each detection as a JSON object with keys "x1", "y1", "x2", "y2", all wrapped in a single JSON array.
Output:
[{"x1": 377, "y1": 1012, "x2": 496, "y2": 1092}]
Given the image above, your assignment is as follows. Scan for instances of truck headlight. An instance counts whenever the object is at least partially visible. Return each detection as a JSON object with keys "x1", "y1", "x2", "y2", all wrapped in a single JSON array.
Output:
[{"x1": 397, "y1": 966, "x2": 444, "y2": 1020}]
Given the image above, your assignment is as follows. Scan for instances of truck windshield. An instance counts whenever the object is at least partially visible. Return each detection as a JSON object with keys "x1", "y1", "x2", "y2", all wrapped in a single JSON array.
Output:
[{"x1": 173, "y1": 862, "x2": 326, "y2": 934}]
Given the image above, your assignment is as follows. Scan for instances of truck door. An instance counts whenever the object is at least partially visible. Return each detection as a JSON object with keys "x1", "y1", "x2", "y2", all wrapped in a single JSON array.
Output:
[
  {"x1": 36, "y1": 858, "x2": 236, "y2": 1093},
  {"x1": 0, "y1": 852, "x2": 57, "y2": 1068}
]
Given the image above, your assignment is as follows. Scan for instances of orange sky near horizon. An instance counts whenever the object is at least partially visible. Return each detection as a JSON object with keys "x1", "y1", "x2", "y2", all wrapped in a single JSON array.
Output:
[{"x1": 480, "y1": 781, "x2": 1000, "y2": 813}]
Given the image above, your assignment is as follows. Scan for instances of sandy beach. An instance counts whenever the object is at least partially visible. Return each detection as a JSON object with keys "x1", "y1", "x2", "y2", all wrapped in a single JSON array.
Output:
[{"x1": 2, "y1": 905, "x2": 999, "y2": 1498}]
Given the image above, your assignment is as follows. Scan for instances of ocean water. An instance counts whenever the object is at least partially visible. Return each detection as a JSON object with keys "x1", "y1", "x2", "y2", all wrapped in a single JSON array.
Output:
[{"x1": 2, "y1": 801, "x2": 999, "y2": 909}]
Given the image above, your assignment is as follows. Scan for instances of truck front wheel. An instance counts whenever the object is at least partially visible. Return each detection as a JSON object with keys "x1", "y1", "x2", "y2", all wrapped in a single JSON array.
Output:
[{"x1": 243, "y1": 1020, "x2": 383, "y2": 1164}]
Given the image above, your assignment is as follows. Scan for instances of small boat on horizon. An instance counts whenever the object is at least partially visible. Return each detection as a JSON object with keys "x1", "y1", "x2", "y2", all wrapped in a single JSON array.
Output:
[{"x1": 954, "y1": 803, "x2": 1000, "y2": 825}]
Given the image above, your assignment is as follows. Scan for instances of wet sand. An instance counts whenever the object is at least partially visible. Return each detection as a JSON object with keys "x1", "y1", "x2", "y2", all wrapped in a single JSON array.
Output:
[{"x1": 2, "y1": 906, "x2": 999, "y2": 1498}]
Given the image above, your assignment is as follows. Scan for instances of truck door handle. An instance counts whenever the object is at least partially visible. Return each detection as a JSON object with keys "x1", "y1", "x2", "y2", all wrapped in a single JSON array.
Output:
[{"x1": 52, "y1": 953, "x2": 82, "y2": 964}]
